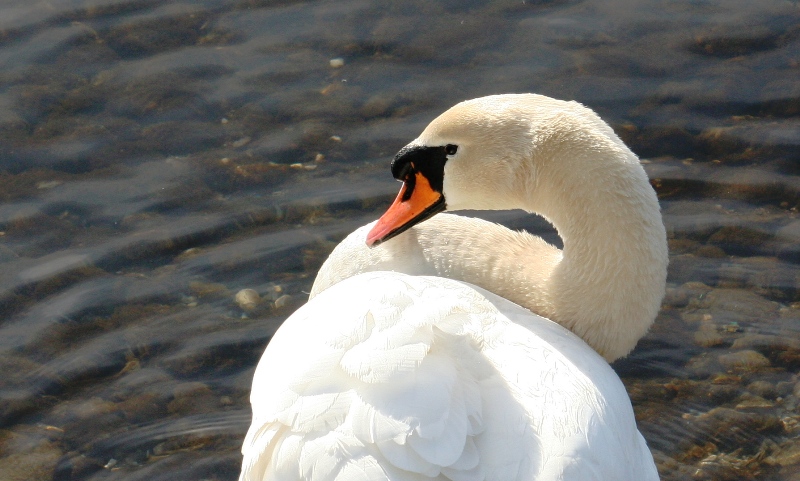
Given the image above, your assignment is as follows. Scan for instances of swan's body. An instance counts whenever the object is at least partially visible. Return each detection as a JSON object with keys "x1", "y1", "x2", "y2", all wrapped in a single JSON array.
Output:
[{"x1": 240, "y1": 94, "x2": 667, "y2": 480}]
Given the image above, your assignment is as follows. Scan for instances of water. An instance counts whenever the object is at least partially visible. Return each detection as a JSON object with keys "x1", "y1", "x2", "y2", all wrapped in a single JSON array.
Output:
[{"x1": 0, "y1": 0, "x2": 799, "y2": 479}]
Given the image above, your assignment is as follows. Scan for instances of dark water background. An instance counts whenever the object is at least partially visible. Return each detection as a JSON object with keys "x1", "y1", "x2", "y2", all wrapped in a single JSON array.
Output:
[{"x1": 1, "y1": 1, "x2": 799, "y2": 480}]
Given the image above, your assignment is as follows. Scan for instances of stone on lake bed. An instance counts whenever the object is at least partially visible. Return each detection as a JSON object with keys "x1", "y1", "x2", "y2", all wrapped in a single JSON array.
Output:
[
  {"x1": 732, "y1": 333, "x2": 800, "y2": 351},
  {"x1": 667, "y1": 281, "x2": 713, "y2": 310},
  {"x1": 692, "y1": 450, "x2": 764, "y2": 481},
  {"x1": 36, "y1": 180, "x2": 62, "y2": 189},
  {"x1": 689, "y1": 407, "x2": 784, "y2": 439},
  {"x1": 117, "y1": 391, "x2": 166, "y2": 422},
  {"x1": 0, "y1": 354, "x2": 60, "y2": 422},
  {"x1": 235, "y1": 288, "x2": 262, "y2": 311},
  {"x1": 747, "y1": 380, "x2": 778, "y2": 400},
  {"x1": 189, "y1": 281, "x2": 230, "y2": 299},
  {"x1": 663, "y1": 285, "x2": 690, "y2": 308},
  {"x1": 49, "y1": 397, "x2": 119, "y2": 424},
  {"x1": 274, "y1": 294, "x2": 292, "y2": 309},
  {"x1": 694, "y1": 328, "x2": 725, "y2": 348},
  {"x1": 695, "y1": 244, "x2": 727, "y2": 258},
  {"x1": 687, "y1": 288, "x2": 780, "y2": 324},
  {"x1": 0, "y1": 425, "x2": 63, "y2": 481},
  {"x1": 168, "y1": 382, "x2": 218, "y2": 416},
  {"x1": 707, "y1": 384, "x2": 740, "y2": 404},
  {"x1": 776, "y1": 220, "x2": 800, "y2": 263},
  {"x1": 151, "y1": 432, "x2": 217, "y2": 457},
  {"x1": 735, "y1": 394, "x2": 774, "y2": 410},
  {"x1": 263, "y1": 283, "x2": 284, "y2": 301},
  {"x1": 768, "y1": 440, "x2": 800, "y2": 467},
  {"x1": 668, "y1": 238, "x2": 701, "y2": 254},
  {"x1": 718, "y1": 350, "x2": 771, "y2": 372},
  {"x1": 707, "y1": 225, "x2": 772, "y2": 252},
  {"x1": 360, "y1": 93, "x2": 398, "y2": 118},
  {"x1": 686, "y1": 352, "x2": 723, "y2": 378}
]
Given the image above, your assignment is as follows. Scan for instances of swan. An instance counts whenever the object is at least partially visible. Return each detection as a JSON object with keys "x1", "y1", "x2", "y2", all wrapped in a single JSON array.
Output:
[{"x1": 239, "y1": 94, "x2": 668, "y2": 480}]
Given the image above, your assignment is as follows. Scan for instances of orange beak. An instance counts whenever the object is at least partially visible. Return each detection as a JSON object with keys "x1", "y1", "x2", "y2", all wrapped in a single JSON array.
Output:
[{"x1": 366, "y1": 171, "x2": 445, "y2": 247}]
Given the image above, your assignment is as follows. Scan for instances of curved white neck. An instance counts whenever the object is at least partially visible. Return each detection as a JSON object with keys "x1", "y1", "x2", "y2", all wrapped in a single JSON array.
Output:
[{"x1": 526, "y1": 145, "x2": 668, "y2": 360}]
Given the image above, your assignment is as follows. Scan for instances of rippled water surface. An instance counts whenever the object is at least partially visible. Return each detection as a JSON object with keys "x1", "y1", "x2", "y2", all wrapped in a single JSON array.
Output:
[{"x1": 1, "y1": 1, "x2": 799, "y2": 480}]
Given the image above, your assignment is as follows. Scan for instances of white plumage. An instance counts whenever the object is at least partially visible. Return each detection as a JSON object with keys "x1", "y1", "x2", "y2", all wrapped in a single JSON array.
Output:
[
  {"x1": 241, "y1": 273, "x2": 657, "y2": 480},
  {"x1": 240, "y1": 94, "x2": 667, "y2": 480}
]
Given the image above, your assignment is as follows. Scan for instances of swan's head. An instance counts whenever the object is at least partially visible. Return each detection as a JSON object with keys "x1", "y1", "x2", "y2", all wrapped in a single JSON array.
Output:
[{"x1": 367, "y1": 95, "x2": 537, "y2": 246}]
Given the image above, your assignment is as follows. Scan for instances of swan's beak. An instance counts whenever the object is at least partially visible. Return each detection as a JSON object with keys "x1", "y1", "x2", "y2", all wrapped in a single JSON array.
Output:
[{"x1": 366, "y1": 171, "x2": 445, "y2": 247}]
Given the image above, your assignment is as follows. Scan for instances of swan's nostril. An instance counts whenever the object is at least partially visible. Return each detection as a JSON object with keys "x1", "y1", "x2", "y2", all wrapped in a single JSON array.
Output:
[{"x1": 400, "y1": 171, "x2": 417, "y2": 201}]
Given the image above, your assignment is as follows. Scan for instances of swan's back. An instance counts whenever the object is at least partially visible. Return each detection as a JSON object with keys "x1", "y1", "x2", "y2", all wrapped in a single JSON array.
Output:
[{"x1": 240, "y1": 271, "x2": 658, "y2": 481}]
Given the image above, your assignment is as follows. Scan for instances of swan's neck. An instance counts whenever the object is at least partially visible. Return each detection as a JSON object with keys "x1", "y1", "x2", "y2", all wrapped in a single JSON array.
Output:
[{"x1": 519, "y1": 143, "x2": 668, "y2": 361}]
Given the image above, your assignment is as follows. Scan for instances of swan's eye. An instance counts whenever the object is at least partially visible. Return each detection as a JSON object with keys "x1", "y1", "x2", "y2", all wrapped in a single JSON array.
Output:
[{"x1": 445, "y1": 144, "x2": 458, "y2": 156}]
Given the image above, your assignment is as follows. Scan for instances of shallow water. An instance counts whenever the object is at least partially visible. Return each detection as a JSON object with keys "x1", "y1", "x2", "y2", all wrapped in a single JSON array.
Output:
[{"x1": 0, "y1": 0, "x2": 799, "y2": 480}]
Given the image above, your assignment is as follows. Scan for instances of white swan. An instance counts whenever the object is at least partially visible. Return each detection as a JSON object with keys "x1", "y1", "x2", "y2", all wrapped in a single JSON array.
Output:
[{"x1": 240, "y1": 94, "x2": 668, "y2": 481}]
